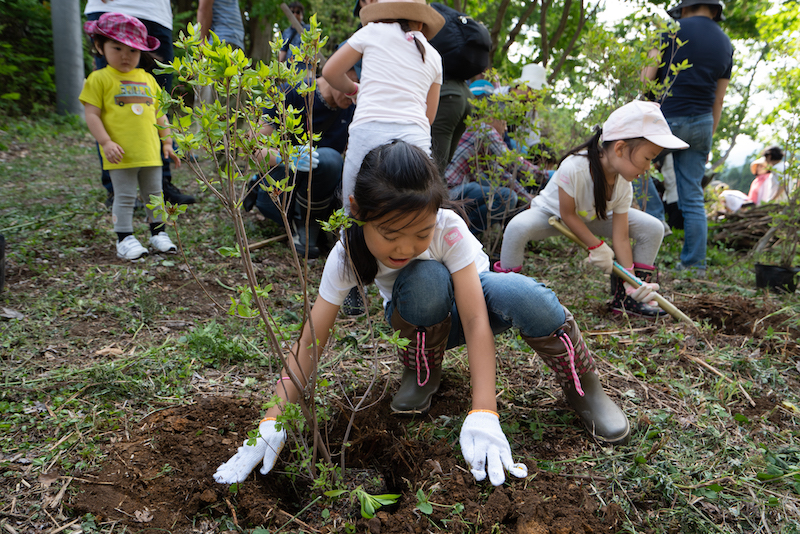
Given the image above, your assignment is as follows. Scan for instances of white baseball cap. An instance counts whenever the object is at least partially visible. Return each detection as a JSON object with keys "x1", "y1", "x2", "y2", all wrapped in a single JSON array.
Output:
[{"x1": 602, "y1": 101, "x2": 689, "y2": 150}]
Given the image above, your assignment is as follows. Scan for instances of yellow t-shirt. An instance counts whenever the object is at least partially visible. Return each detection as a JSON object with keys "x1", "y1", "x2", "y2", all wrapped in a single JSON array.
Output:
[{"x1": 79, "y1": 67, "x2": 163, "y2": 170}]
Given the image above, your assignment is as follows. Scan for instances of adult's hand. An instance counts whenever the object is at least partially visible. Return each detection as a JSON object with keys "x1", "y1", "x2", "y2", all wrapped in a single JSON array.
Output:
[
  {"x1": 276, "y1": 146, "x2": 319, "y2": 172},
  {"x1": 213, "y1": 419, "x2": 286, "y2": 484},
  {"x1": 585, "y1": 241, "x2": 614, "y2": 274},
  {"x1": 459, "y1": 411, "x2": 528, "y2": 486}
]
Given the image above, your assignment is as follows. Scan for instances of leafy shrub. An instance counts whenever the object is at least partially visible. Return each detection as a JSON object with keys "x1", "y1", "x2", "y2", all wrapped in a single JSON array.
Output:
[{"x1": 0, "y1": 0, "x2": 56, "y2": 116}]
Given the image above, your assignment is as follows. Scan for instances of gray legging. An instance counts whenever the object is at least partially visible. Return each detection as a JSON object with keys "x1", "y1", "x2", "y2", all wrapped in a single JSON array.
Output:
[
  {"x1": 109, "y1": 166, "x2": 163, "y2": 233},
  {"x1": 500, "y1": 206, "x2": 664, "y2": 269}
]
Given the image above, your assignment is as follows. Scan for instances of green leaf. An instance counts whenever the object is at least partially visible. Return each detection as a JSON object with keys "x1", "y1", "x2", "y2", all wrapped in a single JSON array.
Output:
[
  {"x1": 361, "y1": 498, "x2": 376, "y2": 519},
  {"x1": 324, "y1": 489, "x2": 348, "y2": 498},
  {"x1": 418, "y1": 501, "x2": 433, "y2": 515}
]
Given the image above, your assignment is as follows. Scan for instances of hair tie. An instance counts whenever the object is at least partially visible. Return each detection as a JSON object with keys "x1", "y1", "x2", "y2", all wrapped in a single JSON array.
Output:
[{"x1": 405, "y1": 31, "x2": 414, "y2": 42}]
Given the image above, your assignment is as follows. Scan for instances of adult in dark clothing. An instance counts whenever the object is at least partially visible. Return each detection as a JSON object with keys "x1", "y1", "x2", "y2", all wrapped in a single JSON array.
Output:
[
  {"x1": 641, "y1": 0, "x2": 732, "y2": 275},
  {"x1": 250, "y1": 73, "x2": 357, "y2": 258},
  {"x1": 278, "y1": 2, "x2": 311, "y2": 65}
]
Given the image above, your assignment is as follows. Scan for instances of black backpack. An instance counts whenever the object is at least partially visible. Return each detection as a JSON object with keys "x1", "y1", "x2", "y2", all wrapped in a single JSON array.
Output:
[{"x1": 428, "y1": 3, "x2": 492, "y2": 81}]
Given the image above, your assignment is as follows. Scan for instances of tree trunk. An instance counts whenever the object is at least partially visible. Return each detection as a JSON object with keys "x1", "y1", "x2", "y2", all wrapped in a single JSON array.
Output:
[{"x1": 249, "y1": 16, "x2": 273, "y2": 64}]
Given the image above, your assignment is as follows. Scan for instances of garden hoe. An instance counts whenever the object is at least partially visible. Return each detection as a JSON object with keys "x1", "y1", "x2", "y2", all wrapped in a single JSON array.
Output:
[{"x1": 548, "y1": 216, "x2": 696, "y2": 327}]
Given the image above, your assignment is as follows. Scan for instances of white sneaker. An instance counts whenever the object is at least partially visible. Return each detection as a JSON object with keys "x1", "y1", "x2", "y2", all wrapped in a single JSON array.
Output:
[
  {"x1": 149, "y1": 231, "x2": 177, "y2": 254},
  {"x1": 116, "y1": 235, "x2": 148, "y2": 261}
]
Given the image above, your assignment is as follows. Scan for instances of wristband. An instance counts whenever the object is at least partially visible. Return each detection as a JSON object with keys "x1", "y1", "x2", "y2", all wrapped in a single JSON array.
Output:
[
  {"x1": 345, "y1": 84, "x2": 359, "y2": 97},
  {"x1": 468, "y1": 409, "x2": 499, "y2": 417},
  {"x1": 278, "y1": 376, "x2": 291, "y2": 382},
  {"x1": 587, "y1": 240, "x2": 605, "y2": 251}
]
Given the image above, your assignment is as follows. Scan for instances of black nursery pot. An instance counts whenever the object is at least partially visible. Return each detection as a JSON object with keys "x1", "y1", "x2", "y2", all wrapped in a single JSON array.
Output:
[{"x1": 754, "y1": 263, "x2": 800, "y2": 293}]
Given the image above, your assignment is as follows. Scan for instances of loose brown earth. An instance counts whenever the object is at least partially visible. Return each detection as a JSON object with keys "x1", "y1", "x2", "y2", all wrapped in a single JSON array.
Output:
[
  {"x1": 52, "y1": 269, "x2": 800, "y2": 534},
  {"x1": 6, "y1": 229, "x2": 800, "y2": 533},
  {"x1": 3, "y1": 137, "x2": 799, "y2": 532}
]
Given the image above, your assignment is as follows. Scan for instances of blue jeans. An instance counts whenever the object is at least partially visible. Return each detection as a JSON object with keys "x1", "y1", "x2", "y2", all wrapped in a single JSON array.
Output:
[
  {"x1": 449, "y1": 181, "x2": 518, "y2": 234},
  {"x1": 633, "y1": 176, "x2": 666, "y2": 221},
  {"x1": 384, "y1": 260, "x2": 565, "y2": 348},
  {"x1": 256, "y1": 147, "x2": 343, "y2": 224},
  {"x1": 668, "y1": 114, "x2": 714, "y2": 268}
]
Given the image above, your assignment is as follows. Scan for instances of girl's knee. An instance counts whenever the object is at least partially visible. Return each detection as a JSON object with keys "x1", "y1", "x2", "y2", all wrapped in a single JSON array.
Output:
[{"x1": 391, "y1": 261, "x2": 453, "y2": 325}]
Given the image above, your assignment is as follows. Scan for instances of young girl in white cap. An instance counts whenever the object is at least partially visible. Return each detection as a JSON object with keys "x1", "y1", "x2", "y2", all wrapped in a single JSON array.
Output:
[
  {"x1": 80, "y1": 12, "x2": 181, "y2": 261},
  {"x1": 322, "y1": 0, "x2": 445, "y2": 210},
  {"x1": 496, "y1": 100, "x2": 689, "y2": 317}
]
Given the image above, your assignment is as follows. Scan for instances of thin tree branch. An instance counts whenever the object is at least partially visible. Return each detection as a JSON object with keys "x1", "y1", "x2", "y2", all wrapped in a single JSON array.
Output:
[
  {"x1": 548, "y1": 0, "x2": 600, "y2": 82},
  {"x1": 500, "y1": 0, "x2": 540, "y2": 60},
  {"x1": 539, "y1": 0, "x2": 552, "y2": 66},
  {"x1": 711, "y1": 44, "x2": 769, "y2": 171},
  {"x1": 490, "y1": 0, "x2": 513, "y2": 61},
  {"x1": 547, "y1": 0, "x2": 573, "y2": 51}
]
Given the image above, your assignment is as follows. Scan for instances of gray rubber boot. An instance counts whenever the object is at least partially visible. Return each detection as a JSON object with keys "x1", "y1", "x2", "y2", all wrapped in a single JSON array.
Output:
[
  {"x1": 523, "y1": 306, "x2": 630, "y2": 445},
  {"x1": 389, "y1": 310, "x2": 451, "y2": 415}
]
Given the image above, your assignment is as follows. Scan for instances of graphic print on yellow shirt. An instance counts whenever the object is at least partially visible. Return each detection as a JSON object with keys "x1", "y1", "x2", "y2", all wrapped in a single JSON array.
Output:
[{"x1": 79, "y1": 67, "x2": 163, "y2": 170}]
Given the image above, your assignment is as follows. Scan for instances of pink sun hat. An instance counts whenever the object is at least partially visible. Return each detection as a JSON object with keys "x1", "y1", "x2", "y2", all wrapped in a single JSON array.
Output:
[{"x1": 83, "y1": 12, "x2": 160, "y2": 52}]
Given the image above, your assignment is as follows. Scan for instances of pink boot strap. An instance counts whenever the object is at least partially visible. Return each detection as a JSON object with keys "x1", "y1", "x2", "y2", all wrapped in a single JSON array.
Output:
[
  {"x1": 556, "y1": 330, "x2": 584, "y2": 396},
  {"x1": 416, "y1": 330, "x2": 430, "y2": 387},
  {"x1": 493, "y1": 261, "x2": 522, "y2": 273}
]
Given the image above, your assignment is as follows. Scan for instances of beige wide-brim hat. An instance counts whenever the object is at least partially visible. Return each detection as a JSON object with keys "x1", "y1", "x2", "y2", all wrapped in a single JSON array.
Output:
[
  {"x1": 360, "y1": 0, "x2": 445, "y2": 41},
  {"x1": 750, "y1": 157, "x2": 767, "y2": 175}
]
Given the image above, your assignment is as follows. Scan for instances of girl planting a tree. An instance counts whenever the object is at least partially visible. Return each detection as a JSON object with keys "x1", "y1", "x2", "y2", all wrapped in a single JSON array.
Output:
[{"x1": 214, "y1": 140, "x2": 631, "y2": 488}]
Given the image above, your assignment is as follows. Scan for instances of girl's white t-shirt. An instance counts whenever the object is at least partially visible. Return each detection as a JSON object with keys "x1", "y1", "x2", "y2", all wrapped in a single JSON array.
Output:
[
  {"x1": 531, "y1": 153, "x2": 633, "y2": 221},
  {"x1": 318, "y1": 209, "x2": 489, "y2": 307},
  {"x1": 84, "y1": 0, "x2": 173, "y2": 30},
  {"x1": 347, "y1": 22, "x2": 443, "y2": 132}
]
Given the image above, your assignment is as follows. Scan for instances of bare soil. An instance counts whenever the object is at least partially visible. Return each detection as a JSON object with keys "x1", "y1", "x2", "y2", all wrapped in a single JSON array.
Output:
[{"x1": 3, "y1": 137, "x2": 799, "y2": 533}]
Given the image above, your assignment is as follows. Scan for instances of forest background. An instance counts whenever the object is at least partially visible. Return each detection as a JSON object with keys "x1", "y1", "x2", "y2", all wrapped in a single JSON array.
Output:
[{"x1": 2, "y1": 0, "x2": 799, "y2": 190}]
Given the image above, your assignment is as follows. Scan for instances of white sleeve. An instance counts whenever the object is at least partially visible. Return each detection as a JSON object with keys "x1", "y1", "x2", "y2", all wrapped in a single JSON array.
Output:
[{"x1": 317, "y1": 243, "x2": 358, "y2": 306}]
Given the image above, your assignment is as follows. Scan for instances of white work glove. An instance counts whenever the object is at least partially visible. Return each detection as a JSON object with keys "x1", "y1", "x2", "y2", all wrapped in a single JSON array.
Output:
[
  {"x1": 625, "y1": 281, "x2": 659, "y2": 303},
  {"x1": 213, "y1": 419, "x2": 286, "y2": 484},
  {"x1": 459, "y1": 411, "x2": 528, "y2": 486},
  {"x1": 276, "y1": 146, "x2": 319, "y2": 173},
  {"x1": 585, "y1": 241, "x2": 614, "y2": 274}
]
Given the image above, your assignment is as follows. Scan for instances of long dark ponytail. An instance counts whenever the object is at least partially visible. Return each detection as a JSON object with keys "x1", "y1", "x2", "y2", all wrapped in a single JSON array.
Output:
[
  {"x1": 398, "y1": 20, "x2": 426, "y2": 62},
  {"x1": 344, "y1": 140, "x2": 447, "y2": 284},
  {"x1": 560, "y1": 128, "x2": 611, "y2": 220}
]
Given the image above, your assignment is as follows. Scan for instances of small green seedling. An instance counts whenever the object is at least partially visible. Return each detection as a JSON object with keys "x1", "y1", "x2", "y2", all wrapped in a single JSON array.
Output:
[{"x1": 324, "y1": 485, "x2": 401, "y2": 519}]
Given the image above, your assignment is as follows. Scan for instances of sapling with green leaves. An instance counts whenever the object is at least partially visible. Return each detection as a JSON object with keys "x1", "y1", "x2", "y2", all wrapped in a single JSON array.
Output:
[
  {"x1": 154, "y1": 19, "x2": 340, "y2": 481},
  {"x1": 324, "y1": 486, "x2": 401, "y2": 519}
]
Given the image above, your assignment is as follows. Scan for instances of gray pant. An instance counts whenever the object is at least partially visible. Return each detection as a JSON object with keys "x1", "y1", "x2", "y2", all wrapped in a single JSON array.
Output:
[
  {"x1": 109, "y1": 166, "x2": 163, "y2": 233},
  {"x1": 500, "y1": 206, "x2": 664, "y2": 269}
]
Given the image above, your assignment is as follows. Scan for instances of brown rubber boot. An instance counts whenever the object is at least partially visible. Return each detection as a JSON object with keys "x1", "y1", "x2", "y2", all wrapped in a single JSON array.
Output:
[
  {"x1": 389, "y1": 310, "x2": 451, "y2": 415},
  {"x1": 523, "y1": 306, "x2": 630, "y2": 445}
]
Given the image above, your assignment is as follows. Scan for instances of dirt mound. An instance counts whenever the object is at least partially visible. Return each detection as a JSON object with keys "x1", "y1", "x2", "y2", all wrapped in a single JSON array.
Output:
[{"x1": 69, "y1": 392, "x2": 622, "y2": 533}]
